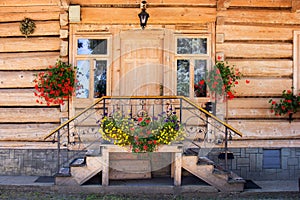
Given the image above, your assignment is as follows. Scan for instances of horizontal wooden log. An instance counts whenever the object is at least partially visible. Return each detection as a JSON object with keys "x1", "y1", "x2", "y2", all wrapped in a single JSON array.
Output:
[
  {"x1": 0, "y1": 89, "x2": 38, "y2": 106},
  {"x1": 0, "y1": 52, "x2": 60, "y2": 70},
  {"x1": 0, "y1": 108, "x2": 66, "y2": 123},
  {"x1": 0, "y1": 21, "x2": 60, "y2": 37},
  {"x1": 227, "y1": 105, "x2": 300, "y2": 119},
  {"x1": 0, "y1": 71, "x2": 35, "y2": 88},
  {"x1": 217, "y1": 97, "x2": 298, "y2": 119},
  {"x1": 0, "y1": 123, "x2": 58, "y2": 141},
  {"x1": 71, "y1": 0, "x2": 216, "y2": 6},
  {"x1": 0, "y1": 37, "x2": 60, "y2": 53},
  {"x1": 0, "y1": 6, "x2": 61, "y2": 13},
  {"x1": 229, "y1": 120, "x2": 300, "y2": 139},
  {"x1": 227, "y1": 108, "x2": 279, "y2": 119},
  {"x1": 218, "y1": 10, "x2": 300, "y2": 25},
  {"x1": 217, "y1": 24, "x2": 294, "y2": 41},
  {"x1": 81, "y1": 7, "x2": 216, "y2": 24},
  {"x1": 0, "y1": 11, "x2": 60, "y2": 22},
  {"x1": 0, "y1": 0, "x2": 61, "y2": 6},
  {"x1": 229, "y1": 0, "x2": 291, "y2": 8},
  {"x1": 233, "y1": 78, "x2": 292, "y2": 96},
  {"x1": 0, "y1": 89, "x2": 62, "y2": 106},
  {"x1": 226, "y1": 59, "x2": 293, "y2": 77},
  {"x1": 0, "y1": 141, "x2": 58, "y2": 149},
  {"x1": 228, "y1": 98, "x2": 274, "y2": 109},
  {"x1": 217, "y1": 42, "x2": 292, "y2": 58},
  {"x1": 225, "y1": 139, "x2": 300, "y2": 148}
]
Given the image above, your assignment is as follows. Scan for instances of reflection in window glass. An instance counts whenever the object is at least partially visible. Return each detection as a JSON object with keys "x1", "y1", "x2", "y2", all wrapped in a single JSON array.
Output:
[
  {"x1": 177, "y1": 60, "x2": 190, "y2": 96},
  {"x1": 194, "y1": 60, "x2": 207, "y2": 97},
  {"x1": 177, "y1": 38, "x2": 207, "y2": 54},
  {"x1": 94, "y1": 60, "x2": 107, "y2": 98},
  {"x1": 77, "y1": 39, "x2": 107, "y2": 55},
  {"x1": 76, "y1": 60, "x2": 90, "y2": 98}
]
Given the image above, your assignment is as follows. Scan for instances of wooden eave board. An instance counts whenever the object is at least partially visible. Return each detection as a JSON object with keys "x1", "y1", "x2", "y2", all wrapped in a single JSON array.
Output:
[
  {"x1": 81, "y1": 7, "x2": 216, "y2": 24},
  {"x1": 71, "y1": 0, "x2": 216, "y2": 6}
]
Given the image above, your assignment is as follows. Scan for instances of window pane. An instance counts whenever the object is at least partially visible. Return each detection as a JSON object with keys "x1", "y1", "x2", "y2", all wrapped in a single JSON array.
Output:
[
  {"x1": 94, "y1": 60, "x2": 107, "y2": 98},
  {"x1": 177, "y1": 60, "x2": 190, "y2": 96},
  {"x1": 194, "y1": 60, "x2": 207, "y2": 97},
  {"x1": 77, "y1": 39, "x2": 107, "y2": 55},
  {"x1": 177, "y1": 38, "x2": 207, "y2": 54},
  {"x1": 76, "y1": 60, "x2": 90, "y2": 98}
]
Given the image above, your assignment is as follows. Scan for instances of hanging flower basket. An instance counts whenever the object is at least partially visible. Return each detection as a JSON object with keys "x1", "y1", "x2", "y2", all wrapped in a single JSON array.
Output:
[
  {"x1": 33, "y1": 60, "x2": 77, "y2": 106},
  {"x1": 269, "y1": 87, "x2": 300, "y2": 123},
  {"x1": 206, "y1": 61, "x2": 242, "y2": 100}
]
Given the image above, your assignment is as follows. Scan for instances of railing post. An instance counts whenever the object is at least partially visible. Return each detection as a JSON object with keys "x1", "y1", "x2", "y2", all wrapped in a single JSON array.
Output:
[
  {"x1": 57, "y1": 130, "x2": 61, "y2": 173},
  {"x1": 179, "y1": 98, "x2": 182, "y2": 124},
  {"x1": 224, "y1": 127, "x2": 228, "y2": 171},
  {"x1": 103, "y1": 98, "x2": 106, "y2": 116}
]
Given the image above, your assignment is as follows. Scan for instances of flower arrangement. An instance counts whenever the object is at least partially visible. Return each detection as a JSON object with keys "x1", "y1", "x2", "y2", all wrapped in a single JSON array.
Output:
[
  {"x1": 269, "y1": 87, "x2": 300, "y2": 122},
  {"x1": 99, "y1": 110, "x2": 185, "y2": 153},
  {"x1": 206, "y1": 62, "x2": 242, "y2": 100},
  {"x1": 34, "y1": 60, "x2": 77, "y2": 106},
  {"x1": 194, "y1": 79, "x2": 207, "y2": 97}
]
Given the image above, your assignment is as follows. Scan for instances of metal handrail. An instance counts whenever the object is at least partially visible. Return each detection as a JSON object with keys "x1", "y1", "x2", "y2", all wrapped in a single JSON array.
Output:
[
  {"x1": 45, "y1": 96, "x2": 243, "y2": 172},
  {"x1": 44, "y1": 96, "x2": 242, "y2": 140}
]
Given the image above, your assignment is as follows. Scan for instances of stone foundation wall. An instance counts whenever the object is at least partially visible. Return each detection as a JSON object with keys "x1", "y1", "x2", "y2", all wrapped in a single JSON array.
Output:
[
  {"x1": 0, "y1": 147, "x2": 299, "y2": 180},
  {"x1": 207, "y1": 147, "x2": 300, "y2": 180},
  {"x1": 0, "y1": 149, "x2": 85, "y2": 176}
]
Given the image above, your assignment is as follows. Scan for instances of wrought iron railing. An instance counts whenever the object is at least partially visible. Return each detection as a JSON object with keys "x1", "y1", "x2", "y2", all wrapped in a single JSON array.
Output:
[{"x1": 44, "y1": 96, "x2": 242, "y2": 172}]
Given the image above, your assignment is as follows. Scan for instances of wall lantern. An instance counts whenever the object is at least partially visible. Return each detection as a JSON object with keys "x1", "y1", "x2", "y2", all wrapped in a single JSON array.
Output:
[{"x1": 138, "y1": 1, "x2": 149, "y2": 29}]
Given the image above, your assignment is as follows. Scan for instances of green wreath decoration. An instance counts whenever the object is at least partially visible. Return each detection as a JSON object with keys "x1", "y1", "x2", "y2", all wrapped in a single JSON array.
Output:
[
  {"x1": 20, "y1": 18, "x2": 36, "y2": 37},
  {"x1": 99, "y1": 110, "x2": 185, "y2": 153}
]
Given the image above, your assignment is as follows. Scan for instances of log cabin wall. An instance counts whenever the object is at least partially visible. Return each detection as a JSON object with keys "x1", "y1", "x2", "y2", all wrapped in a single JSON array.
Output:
[
  {"x1": 215, "y1": 0, "x2": 300, "y2": 146},
  {"x1": 0, "y1": 0, "x2": 72, "y2": 175},
  {"x1": 0, "y1": 0, "x2": 299, "y2": 179},
  {"x1": 214, "y1": 0, "x2": 300, "y2": 180}
]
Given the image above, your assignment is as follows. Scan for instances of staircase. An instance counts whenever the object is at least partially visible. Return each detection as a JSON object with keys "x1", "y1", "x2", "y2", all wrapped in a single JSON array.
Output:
[
  {"x1": 55, "y1": 155, "x2": 104, "y2": 186},
  {"x1": 182, "y1": 154, "x2": 245, "y2": 192},
  {"x1": 44, "y1": 96, "x2": 245, "y2": 192},
  {"x1": 55, "y1": 146, "x2": 245, "y2": 192}
]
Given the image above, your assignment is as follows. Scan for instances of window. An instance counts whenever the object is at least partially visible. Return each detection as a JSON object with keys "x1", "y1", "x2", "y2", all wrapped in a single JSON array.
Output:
[
  {"x1": 176, "y1": 36, "x2": 210, "y2": 98},
  {"x1": 75, "y1": 38, "x2": 110, "y2": 98},
  {"x1": 263, "y1": 149, "x2": 281, "y2": 169}
]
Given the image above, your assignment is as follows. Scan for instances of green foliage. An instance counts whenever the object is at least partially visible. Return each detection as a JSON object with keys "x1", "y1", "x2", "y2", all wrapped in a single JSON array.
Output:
[
  {"x1": 206, "y1": 62, "x2": 242, "y2": 99},
  {"x1": 99, "y1": 110, "x2": 185, "y2": 153},
  {"x1": 34, "y1": 60, "x2": 77, "y2": 106},
  {"x1": 269, "y1": 87, "x2": 300, "y2": 118}
]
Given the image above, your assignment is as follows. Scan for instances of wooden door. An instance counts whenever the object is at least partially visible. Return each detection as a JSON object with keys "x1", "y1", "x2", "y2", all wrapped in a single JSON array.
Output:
[{"x1": 118, "y1": 30, "x2": 164, "y2": 96}]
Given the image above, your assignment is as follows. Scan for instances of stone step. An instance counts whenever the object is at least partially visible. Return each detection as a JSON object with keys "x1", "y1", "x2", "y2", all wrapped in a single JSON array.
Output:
[
  {"x1": 70, "y1": 157, "x2": 86, "y2": 167},
  {"x1": 55, "y1": 167, "x2": 71, "y2": 177}
]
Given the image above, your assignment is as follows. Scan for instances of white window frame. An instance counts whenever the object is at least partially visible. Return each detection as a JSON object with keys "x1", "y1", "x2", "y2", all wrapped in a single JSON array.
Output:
[
  {"x1": 71, "y1": 35, "x2": 112, "y2": 100},
  {"x1": 175, "y1": 34, "x2": 211, "y2": 98},
  {"x1": 293, "y1": 31, "x2": 300, "y2": 94}
]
